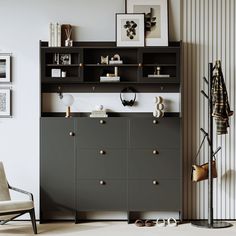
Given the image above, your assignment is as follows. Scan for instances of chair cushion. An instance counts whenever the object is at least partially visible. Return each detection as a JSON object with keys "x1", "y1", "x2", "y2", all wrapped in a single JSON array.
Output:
[{"x1": 0, "y1": 200, "x2": 34, "y2": 213}]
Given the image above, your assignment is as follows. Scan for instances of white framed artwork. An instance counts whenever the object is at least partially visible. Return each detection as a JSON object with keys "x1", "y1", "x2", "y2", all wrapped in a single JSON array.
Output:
[
  {"x1": 0, "y1": 88, "x2": 11, "y2": 117},
  {"x1": 0, "y1": 55, "x2": 11, "y2": 83},
  {"x1": 116, "y1": 13, "x2": 145, "y2": 47},
  {"x1": 126, "y1": 0, "x2": 169, "y2": 46}
]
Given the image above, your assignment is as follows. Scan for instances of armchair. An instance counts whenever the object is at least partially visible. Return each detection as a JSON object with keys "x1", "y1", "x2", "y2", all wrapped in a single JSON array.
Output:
[{"x1": 0, "y1": 162, "x2": 37, "y2": 234}]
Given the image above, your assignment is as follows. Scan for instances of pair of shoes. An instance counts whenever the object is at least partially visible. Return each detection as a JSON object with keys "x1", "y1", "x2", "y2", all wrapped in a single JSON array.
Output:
[
  {"x1": 135, "y1": 219, "x2": 155, "y2": 227},
  {"x1": 156, "y1": 217, "x2": 177, "y2": 227}
]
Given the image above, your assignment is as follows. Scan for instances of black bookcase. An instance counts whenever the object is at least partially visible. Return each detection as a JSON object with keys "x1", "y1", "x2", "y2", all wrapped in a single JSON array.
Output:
[{"x1": 40, "y1": 41, "x2": 181, "y2": 92}]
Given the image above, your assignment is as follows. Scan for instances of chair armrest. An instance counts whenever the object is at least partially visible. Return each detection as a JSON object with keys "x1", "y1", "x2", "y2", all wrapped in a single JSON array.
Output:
[{"x1": 8, "y1": 184, "x2": 34, "y2": 201}]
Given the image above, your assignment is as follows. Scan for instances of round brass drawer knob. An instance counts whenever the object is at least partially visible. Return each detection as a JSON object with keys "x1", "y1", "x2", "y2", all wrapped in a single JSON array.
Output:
[
  {"x1": 99, "y1": 180, "x2": 105, "y2": 185},
  {"x1": 99, "y1": 150, "x2": 105, "y2": 155},
  {"x1": 153, "y1": 150, "x2": 159, "y2": 155},
  {"x1": 100, "y1": 120, "x2": 105, "y2": 124},
  {"x1": 152, "y1": 180, "x2": 158, "y2": 185},
  {"x1": 79, "y1": 63, "x2": 83, "y2": 67},
  {"x1": 69, "y1": 132, "x2": 75, "y2": 136},
  {"x1": 153, "y1": 120, "x2": 158, "y2": 124},
  {"x1": 138, "y1": 63, "x2": 142, "y2": 67}
]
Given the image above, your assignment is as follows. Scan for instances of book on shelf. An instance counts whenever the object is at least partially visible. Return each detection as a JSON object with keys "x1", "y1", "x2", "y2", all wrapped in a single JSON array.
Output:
[
  {"x1": 100, "y1": 76, "x2": 120, "y2": 82},
  {"x1": 109, "y1": 60, "x2": 123, "y2": 65},
  {"x1": 49, "y1": 23, "x2": 61, "y2": 47},
  {"x1": 148, "y1": 74, "x2": 170, "y2": 78},
  {"x1": 90, "y1": 110, "x2": 108, "y2": 118}
]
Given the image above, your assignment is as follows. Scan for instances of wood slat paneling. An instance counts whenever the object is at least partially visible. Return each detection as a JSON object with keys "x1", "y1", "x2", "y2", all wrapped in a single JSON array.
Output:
[{"x1": 182, "y1": 0, "x2": 236, "y2": 220}]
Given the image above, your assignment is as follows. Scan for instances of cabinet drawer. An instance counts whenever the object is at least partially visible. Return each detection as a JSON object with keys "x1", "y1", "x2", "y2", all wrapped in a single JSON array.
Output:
[
  {"x1": 130, "y1": 118, "x2": 180, "y2": 148},
  {"x1": 76, "y1": 118, "x2": 128, "y2": 148},
  {"x1": 128, "y1": 179, "x2": 181, "y2": 211},
  {"x1": 77, "y1": 149, "x2": 127, "y2": 179},
  {"x1": 77, "y1": 179, "x2": 127, "y2": 211},
  {"x1": 128, "y1": 149, "x2": 180, "y2": 179}
]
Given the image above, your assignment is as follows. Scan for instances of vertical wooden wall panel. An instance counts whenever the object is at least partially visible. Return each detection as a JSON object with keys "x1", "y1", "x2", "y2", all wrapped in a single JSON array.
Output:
[{"x1": 182, "y1": 0, "x2": 236, "y2": 220}]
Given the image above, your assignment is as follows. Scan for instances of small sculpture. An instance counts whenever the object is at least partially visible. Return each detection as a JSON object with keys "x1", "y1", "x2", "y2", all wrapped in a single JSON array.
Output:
[
  {"x1": 109, "y1": 54, "x2": 123, "y2": 64},
  {"x1": 101, "y1": 56, "x2": 109, "y2": 64}
]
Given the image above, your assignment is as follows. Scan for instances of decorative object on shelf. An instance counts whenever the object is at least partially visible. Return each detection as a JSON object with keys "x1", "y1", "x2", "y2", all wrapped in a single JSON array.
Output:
[
  {"x1": 60, "y1": 94, "x2": 74, "y2": 118},
  {"x1": 156, "y1": 66, "x2": 161, "y2": 75},
  {"x1": 51, "y1": 69, "x2": 61, "y2": 77},
  {"x1": 49, "y1": 22, "x2": 61, "y2": 47},
  {"x1": 120, "y1": 87, "x2": 136, "y2": 106},
  {"x1": 100, "y1": 67, "x2": 120, "y2": 82},
  {"x1": 53, "y1": 53, "x2": 60, "y2": 64},
  {"x1": 126, "y1": 0, "x2": 169, "y2": 46},
  {"x1": 153, "y1": 96, "x2": 164, "y2": 118},
  {"x1": 64, "y1": 24, "x2": 73, "y2": 47},
  {"x1": 100, "y1": 56, "x2": 109, "y2": 64},
  {"x1": 90, "y1": 105, "x2": 108, "y2": 118},
  {"x1": 109, "y1": 54, "x2": 123, "y2": 64},
  {"x1": 148, "y1": 66, "x2": 170, "y2": 78},
  {"x1": 0, "y1": 87, "x2": 11, "y2": 117},
  {"x1": 61, "y1": 71, "x2": 67, "y2": 78},
  {"x1": 0, "y1": 54, "x2": 11, "y2": 83},
  {"x1": 59, "y1": 54, "x2": 71, "y2": 65},
  {"x1": 116, "y1": 13, "x2": 145, "y2": 47}
]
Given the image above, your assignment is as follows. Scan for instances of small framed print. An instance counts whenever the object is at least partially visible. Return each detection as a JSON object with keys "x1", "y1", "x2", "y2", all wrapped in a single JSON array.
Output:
[
  {"x1": 0, "y1": 55, "x2": 11, "y2": 83},
  {"x1": 116, "y1": 13, "x2": 145, "y2": 47},
  {"x1": 126, "y1": 0, "x2": 169, "y2": 46},
  {"x1": 0, "y1": 88, "x2": 11, "y2": 117},
  {"x1": 59, "y1": 54, "x2": 71, "y2": 65}
]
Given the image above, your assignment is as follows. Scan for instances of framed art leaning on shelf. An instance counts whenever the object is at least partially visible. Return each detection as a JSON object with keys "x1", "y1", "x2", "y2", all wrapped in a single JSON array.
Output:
[
  {"x1": 116, "y1": 13, "x2": 145, "y2": 47},
  {"x1": 126, "y1": 0, "x2": 169, "y2": 46}
]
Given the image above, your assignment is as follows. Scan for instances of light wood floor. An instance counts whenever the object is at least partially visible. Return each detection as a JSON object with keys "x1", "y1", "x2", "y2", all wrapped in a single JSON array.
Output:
[{"x1": 0, "y1": 221, "x2": 235, "y2": 236}]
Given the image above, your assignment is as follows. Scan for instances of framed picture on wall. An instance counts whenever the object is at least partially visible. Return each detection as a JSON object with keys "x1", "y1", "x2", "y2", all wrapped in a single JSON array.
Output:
[
  {"x1": 116, "y1": 13, "x2": 145, "y2": 47},
  {"x1": 126, "y1": 0, "x2": 169, "y2": 46},
  {"x1": 0, "y1": 55, "x2": 11, "y2": 83},
  {"x1": 0, "y1": 88, "x2": 11, "y2": 117}
]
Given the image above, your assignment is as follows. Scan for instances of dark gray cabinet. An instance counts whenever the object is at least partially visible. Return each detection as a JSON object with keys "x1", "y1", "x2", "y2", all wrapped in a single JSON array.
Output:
[
  {"x1": 76, "y1": 118, "x2": 128, "y2": 214},
  {"x1": 128, "y1": 117, "x2": 181, "y2": 215},
  {"x1": 40, "y1": 118, "x2": 76, "y2": 222},
  {"x1": 77, "y1": 179, "x2": 127, "y2": 211},
  {"x1": 40, "y1": 116, "x2": 181, "y2": 222}
]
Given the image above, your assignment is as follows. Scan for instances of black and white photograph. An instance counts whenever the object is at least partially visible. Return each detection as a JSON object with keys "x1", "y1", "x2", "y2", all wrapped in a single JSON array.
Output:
[
  {"x1": 59, "y1": 54, "x2": 71, "y2": 65},
  {"x1": 0, "y1": 88, "x2": 11, "y2": 117},
  {"x1": 0, "y1": 55, "x2": 11, "y2": 82},
  {"x1": 126, "y1": 0, "x2": 168, "y2": 46},
  {"x1": 116, "y1": 13, "x2": 145, "y2": 47}
]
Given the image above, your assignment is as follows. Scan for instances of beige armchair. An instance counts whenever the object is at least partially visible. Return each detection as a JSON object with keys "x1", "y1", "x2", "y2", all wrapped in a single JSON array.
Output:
[{"x1": 0, "y1": 162, "x2": 37, "y2": 234}]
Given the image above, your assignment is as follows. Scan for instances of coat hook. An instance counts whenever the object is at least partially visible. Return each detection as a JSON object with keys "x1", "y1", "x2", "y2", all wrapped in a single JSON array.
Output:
[
  {"x1": 201, "y1": 90, "x2": 209, "y2": 99},
  {"x1": 58, "y1": 86, "x2": 63, "y2": 99},
  {"x1": 203, "y1": 77, "x2": 209, "y2": 84}
]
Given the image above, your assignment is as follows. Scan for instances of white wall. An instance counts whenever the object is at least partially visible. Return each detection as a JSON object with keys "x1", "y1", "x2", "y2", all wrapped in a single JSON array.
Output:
[{"x1": 0, "y1": 0, "x2": 181, "y2": 219}]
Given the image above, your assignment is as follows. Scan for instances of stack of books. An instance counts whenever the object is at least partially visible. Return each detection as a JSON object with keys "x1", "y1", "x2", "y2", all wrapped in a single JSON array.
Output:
[
  {"x1": 148, "y1": 74, "x2": 170, "y2": 78},
  {"x1": 100, "y1": 76, "x2": 120, "y2": 82},
  {"x1": 90, "y1": 110, "x2": 108, "y2": 118},
  {"x1": 109, "y1": 60, "x2": 123, "y2": 65},
  {"x1": 49, "y1": 23, "x2": 61, "y2": 47}
]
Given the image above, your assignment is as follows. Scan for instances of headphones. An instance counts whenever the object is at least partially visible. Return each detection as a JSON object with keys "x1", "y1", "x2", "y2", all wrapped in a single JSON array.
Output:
[{"x1": 120, "y1": 87, "x2": 136, "y2": 106}]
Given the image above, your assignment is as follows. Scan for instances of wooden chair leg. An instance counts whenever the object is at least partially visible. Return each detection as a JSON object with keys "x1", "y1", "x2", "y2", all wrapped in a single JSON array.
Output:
[{"x1": 29, "y1": 208, "x2": 37, "y2": 234}]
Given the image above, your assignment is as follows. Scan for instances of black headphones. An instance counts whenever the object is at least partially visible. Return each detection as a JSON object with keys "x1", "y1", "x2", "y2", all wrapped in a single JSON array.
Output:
[{"x1": 120, "y1": 87, "x2": 136, "y2": 106}]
